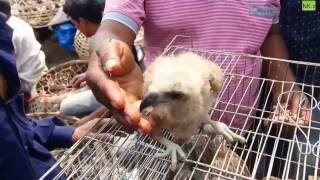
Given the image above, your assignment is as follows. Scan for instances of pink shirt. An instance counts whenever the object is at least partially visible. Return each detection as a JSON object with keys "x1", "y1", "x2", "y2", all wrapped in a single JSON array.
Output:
[{"x1": 103, "y1": 0, "x2": 280, "y2": 130}]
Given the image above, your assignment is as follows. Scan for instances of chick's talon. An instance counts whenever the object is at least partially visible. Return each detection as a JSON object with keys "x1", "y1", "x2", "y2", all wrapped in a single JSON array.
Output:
[
  {"x1": 155, "y1": 139, "x2": 186, "y2": 172},
  {"x1": 203, "y1": 121, "x2": 247, "y2": 144}
]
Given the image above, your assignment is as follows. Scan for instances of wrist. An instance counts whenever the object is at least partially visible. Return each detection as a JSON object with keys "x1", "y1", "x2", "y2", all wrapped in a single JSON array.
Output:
[{"x1": 71, "y1": 129, "x2": 81, "y2": 143}]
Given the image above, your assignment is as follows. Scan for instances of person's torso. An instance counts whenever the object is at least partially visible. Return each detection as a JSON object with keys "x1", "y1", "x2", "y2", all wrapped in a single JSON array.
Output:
[
  {"x1": 140, "y1": 0, "x2": 280, "y2": 129},
  {"x1": 280, "y1": 0, "x2": 320, "y2": 61},
  {"x1": 0, "y1": 95, "x2": 59, "y2": 179},
  {"x1": 7, "y1": 16, "x2": 32, "y2": 59},
  {"x1": 142, "y1": 0, "x2": 279, "y2": 67},
  {"x1": 280, "y1": 0, "x2": 320, "y2": 86}
]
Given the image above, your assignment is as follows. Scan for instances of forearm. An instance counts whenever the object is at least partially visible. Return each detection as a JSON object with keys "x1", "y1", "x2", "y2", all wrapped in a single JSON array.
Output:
[
  {"x1": 260, "y1": 25, "x2": 297, "y2": 94},
  {"x1": 74, "y1": 106, "x2": 109, "y2": 127},
  {"x1": 91, "y1": 20, "x2": 136, "y2": 51}
]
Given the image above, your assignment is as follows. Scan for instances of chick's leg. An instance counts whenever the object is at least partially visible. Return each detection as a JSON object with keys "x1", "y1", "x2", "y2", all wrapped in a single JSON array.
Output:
[
  {"x1": 203, "y1": 120, "x2": 247, "y2": 144},
  {"x1": 153, "y1": 135, "x2": 186, "y2": 171}
]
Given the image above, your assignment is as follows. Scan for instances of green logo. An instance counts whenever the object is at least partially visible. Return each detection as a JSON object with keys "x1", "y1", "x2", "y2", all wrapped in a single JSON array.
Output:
[{"x1": 302, "y1": 0, "x2": 316, "y2": 11}]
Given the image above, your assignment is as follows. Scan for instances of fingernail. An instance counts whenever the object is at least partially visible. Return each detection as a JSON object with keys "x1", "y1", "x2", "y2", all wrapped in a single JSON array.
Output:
[{"x1": 106, "y1": 59, "x2": 117, "y2": 71}]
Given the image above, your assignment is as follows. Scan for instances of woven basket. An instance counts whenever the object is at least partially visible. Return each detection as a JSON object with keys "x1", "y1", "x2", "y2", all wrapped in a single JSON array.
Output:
[
  {"x1": 75, "y1": 30, "x2": 91, "y2": 60},
  {"x1": 74, "y1": 28, "x2": 144, "y2": 60},
  {"x1": 29, "y1": 60, "x2": 88, "y2": 113},
  {"x1": 10, "y1": 0, "x2": 64, "y2": 28}
]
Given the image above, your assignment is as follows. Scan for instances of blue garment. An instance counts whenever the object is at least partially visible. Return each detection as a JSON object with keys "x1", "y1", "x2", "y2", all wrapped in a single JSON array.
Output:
[
  {"x1": 0, "y1": 16, "x2": 74, "y2": 179},
  {"x1": 54, "y1": 23, "x2": 76, "y2": 52},
  {"x1": 280, "y1": 0, "x2": 320, "y2": 86}
]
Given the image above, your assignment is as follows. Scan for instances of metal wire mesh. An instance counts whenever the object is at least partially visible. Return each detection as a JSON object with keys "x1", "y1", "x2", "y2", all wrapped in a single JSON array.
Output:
[{"x1": 41, "y1": 46, "x2": 320, "y2": 180}]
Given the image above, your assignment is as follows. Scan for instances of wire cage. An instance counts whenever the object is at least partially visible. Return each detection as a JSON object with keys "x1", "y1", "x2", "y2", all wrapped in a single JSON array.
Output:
[
  {"x1": 41, "y1": 45, "x2": 320, "y2": 180},
  {"x1": 10, "y1": 0, "x2": 64, "y2": 28}
]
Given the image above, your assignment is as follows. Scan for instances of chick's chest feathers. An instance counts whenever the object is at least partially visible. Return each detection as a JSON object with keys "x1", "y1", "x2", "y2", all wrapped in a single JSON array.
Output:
[{"x1": 157, "y1": 107, "x2": 208, "y2": 139}]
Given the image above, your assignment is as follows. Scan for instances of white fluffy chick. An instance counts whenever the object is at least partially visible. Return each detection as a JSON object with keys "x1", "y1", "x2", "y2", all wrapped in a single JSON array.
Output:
[{"x1": 140, "y1": 52, "x2": 247, "y2": 171}]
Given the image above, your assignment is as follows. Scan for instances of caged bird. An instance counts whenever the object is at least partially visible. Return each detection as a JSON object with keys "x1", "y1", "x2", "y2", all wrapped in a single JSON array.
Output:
[
  {"x1": 140, "y1": 52, "x2": 247, "y2": 171},
  {"x1": 168, "y1": 135, "x2": 251, "y2": 180}
]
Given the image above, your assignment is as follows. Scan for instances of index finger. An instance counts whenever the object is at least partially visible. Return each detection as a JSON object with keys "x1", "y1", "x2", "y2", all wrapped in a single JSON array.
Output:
[
  {"x1": 289, "y1": 92, "x2": 303, "y2": 116},
  {"x1": 299, "y1": 100, "x2": 311, "y2": 126},
  {"x1": 138, "y1": 117, "x2": 154, "y2": 135}
]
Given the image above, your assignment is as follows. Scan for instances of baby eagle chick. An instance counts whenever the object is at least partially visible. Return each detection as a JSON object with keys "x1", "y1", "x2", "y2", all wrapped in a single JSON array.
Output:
[{"x1": 140, "y1": 52, "x2": 247, "y2": 171}]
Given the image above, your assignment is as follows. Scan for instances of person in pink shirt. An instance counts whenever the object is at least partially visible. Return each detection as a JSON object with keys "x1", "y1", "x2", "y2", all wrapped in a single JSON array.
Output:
[{"x1": 87, "y1": 0, "x2": 310, "y2": 133}]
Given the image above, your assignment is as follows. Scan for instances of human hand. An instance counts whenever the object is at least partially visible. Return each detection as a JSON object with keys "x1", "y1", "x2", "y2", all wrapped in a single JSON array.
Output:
[
  {"x1": 73, "y1": 106, "x2": 110, "y2": 127},
  {"x1": 70, "y1": 73, "x2": 87, "y2": 88},
  {"x1": 271, "y1": 88, "x2": 311, "y2": 127},
  {"x1": 86, "y1": 39, "x2": 152, "y2": 134},
  {"x1": 72, "y1": 117, "x2": 104, "y2": 143}
]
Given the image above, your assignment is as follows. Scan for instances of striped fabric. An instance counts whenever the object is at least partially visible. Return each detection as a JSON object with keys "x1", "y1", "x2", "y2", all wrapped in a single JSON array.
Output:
[{"x1": 103, "y1": 0, "x2": 280, "y2": 130}]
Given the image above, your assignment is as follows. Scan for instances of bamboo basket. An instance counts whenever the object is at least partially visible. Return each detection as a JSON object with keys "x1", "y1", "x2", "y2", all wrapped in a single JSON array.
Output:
[
  {"x1": 74, "y1": 30, "x2": 91, "y2": 60},
  {"x1": 74, "y1": 28, "x2": 145, "y2": 60},
  {"x1": 29, "y1": 60, "x2": 88, "y2": 113},
  {"x1": 10, "y1": 0, "x2": 64, "y2": 28}
]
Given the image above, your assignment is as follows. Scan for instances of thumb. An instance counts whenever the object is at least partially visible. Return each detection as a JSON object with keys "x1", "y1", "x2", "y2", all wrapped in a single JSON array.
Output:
[
  {"x1": 98, "y1": 39, "x2": 136, "y2": 77},
  {"x1": 290, "y1": 92, "x2": 305, "y2": 116},
  {"x1": 97, "y1": 39, "x2": 122, "y2": 76}
]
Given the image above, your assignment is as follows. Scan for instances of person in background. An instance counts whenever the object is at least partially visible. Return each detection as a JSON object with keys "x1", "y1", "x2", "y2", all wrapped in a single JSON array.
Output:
[
  {"x1": 0, "y1": 3, "x2": 102, "y2": 179},
  {"x1": 63, "y1": 0, "x2": 104, "y2": 38},
  {"x1": 62, "y1": 0, "x2": 106, "y2": 88},
  {"x1": 60, "y1": 0, "x2": 143, "y2": 118},
  {"x1": 3, "y1": 0, "x2": 47, "y2": 99},
  {"x1": 58, "y1": 0, "x2": 107, "y2": 117},
  {"x1": 62, "y1": 0, "x2": 143, "y2": 78}
]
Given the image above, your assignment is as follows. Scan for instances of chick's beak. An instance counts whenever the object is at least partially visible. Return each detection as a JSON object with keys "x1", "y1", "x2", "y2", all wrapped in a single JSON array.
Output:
[{"x1": 140, "y1": 93, "x2": 159, "y2": 112}]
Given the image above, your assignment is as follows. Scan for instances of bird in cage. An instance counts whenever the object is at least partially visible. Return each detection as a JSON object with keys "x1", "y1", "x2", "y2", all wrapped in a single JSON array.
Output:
[
  {"x1": 140, "y1": 52, "x2": 247, "y2": 171},
  {"x1": 168, "y1": 135, "x2": 251, "y2": 179}
]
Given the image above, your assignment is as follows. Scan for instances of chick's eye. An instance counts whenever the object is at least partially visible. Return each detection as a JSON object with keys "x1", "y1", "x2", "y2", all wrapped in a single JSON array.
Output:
[{"x1": 167, "y1": 92, "x2": 184, "y2": 99}]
